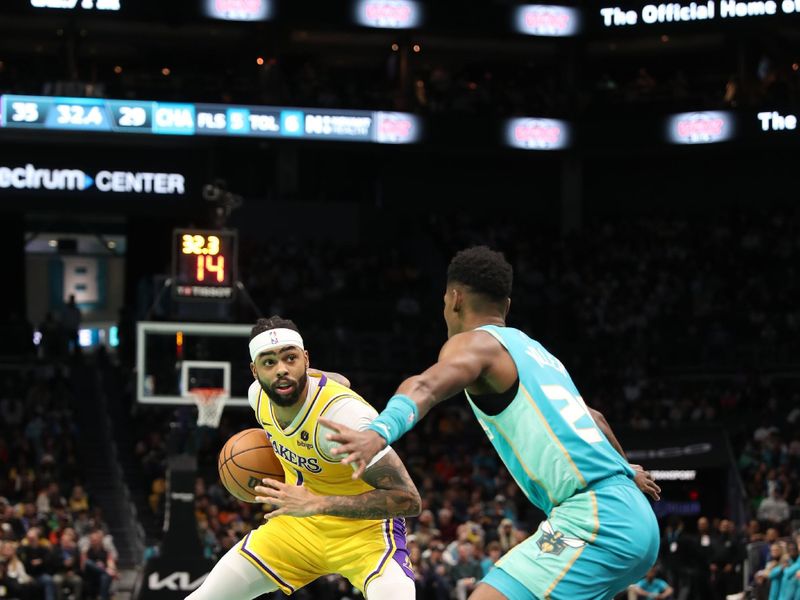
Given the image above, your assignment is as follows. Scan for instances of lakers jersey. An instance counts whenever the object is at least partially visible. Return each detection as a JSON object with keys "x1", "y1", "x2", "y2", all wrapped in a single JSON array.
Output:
[
  {"x1": 466, "y1": 326, "x2": 633, "y2": 514},
  {"x1": 241, "y1": 373, "x2": 412, "y2": 595},
  {"x1": 248, "y1": 373, "x2": 391, "y2": 495}
]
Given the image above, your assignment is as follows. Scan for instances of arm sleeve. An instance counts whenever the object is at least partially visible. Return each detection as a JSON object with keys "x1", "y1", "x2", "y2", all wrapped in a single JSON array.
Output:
[{"x1": 316, "y1": 396, "x2": 392, "y2": 467}]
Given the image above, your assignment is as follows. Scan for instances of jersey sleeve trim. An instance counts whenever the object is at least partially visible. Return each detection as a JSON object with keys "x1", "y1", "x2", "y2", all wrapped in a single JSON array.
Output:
[{"x1": 314, "y1": 393, "x2": 358, "y2": 463}]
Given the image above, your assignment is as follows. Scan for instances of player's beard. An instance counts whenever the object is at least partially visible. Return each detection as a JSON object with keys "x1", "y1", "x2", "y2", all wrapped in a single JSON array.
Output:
[{"x1": 260, "y1": 371, "x2": 308, "y2": 407}]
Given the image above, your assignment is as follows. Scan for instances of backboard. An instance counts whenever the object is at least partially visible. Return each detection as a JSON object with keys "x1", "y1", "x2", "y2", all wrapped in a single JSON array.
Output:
[{"x1": 136, "y1": 321, "x2": 253, "y2": 406}]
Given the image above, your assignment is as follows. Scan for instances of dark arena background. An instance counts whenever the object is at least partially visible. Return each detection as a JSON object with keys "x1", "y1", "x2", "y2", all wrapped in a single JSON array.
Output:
[{"x1": 0, "y1": 1, "x2": 798, "y2": 599}]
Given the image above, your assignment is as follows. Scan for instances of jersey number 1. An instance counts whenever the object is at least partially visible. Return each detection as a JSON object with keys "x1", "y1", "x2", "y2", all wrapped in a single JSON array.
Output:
[{"x1": 541, "y1": 385, "x2": 603, "y2": 444}]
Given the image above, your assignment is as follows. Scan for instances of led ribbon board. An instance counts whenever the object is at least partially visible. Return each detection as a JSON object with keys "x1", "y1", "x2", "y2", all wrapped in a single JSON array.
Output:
[
  {"x1": 30, "y1": 0, "x2": 121, "y2": 10},
  {"x1": 757, "y1": 110, "x2": 798, "y2": 133},
  {"x1": 599, "y1": 1, "x2": 800, "y2": 27},
  {"x1": 0, "y1": 95, "x2": 421, "y2": 144}
]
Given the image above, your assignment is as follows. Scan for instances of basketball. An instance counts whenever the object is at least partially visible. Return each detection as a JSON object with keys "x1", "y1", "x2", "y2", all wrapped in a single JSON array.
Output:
[{"x1": 218, "y1": 428, "x2": 284, "y2": 503}]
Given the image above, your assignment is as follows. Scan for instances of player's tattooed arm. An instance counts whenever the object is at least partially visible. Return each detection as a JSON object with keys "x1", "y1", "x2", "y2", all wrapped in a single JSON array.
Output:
[
  {"x1": 253, "y1": 449, "x2": 421, "y2": 519},
  {"x1": 317, "y1": 449, "x2": 421, "y2": 519}
]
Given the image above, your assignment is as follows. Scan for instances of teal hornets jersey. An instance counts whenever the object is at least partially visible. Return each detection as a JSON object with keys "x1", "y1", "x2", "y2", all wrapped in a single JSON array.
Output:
[{"x1": 465, "y1": 325, "x2": 634, "y2": 514}]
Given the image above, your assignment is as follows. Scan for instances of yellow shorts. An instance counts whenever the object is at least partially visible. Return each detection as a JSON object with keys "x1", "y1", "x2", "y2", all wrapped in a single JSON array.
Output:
[{"x1": 237, "y1": 514, "x2": 413, "y2": 595}]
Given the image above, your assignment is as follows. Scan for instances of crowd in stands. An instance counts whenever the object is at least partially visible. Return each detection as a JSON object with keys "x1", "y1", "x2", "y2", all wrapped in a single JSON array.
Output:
[
  {"x1": 0, "y1": 364, "x2": 118, "y2": 600},
  {"x1": 236, "y1": 209, "x2": 800, "y2": 384},
  {"x1": 2, "y1": 27, "x2": 799, "y2": 118},
  {"x1": 0, "y1": 51, "x2": 567, "y2": 117},
  {"x1": 121, "y1": 207, "x2": 800, "y2": 598},
  {"x1": 586, "y1": 49, "x2": 800, "y2": 115},
  {"x1": 8, "y1": 57, "x2": 799, "y2": 118}
]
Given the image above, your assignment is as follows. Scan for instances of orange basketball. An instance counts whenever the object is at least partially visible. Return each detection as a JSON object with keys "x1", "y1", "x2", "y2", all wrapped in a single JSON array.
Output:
[{"x1": 218, "y1": 428, "x2": 284, "y2": 503}]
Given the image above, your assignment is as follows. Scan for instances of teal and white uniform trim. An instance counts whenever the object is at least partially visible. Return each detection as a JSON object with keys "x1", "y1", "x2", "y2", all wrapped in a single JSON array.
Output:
[
  {"x1": 468, "y1": 326, "x2": 659, "y2": 600},
  {"x1": 466, "y1": 325, "x2": 633, "y2": 514}
]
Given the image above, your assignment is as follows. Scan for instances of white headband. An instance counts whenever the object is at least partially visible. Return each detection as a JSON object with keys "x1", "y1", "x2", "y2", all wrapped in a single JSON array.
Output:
[{"x1": 249, "y1": 328, "x2": 305, "y2": 361}]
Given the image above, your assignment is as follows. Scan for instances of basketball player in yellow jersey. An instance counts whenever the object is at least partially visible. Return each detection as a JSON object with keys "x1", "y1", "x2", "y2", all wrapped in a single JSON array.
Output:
[{"x1": 185, "y1": 316, "x2": 420, "y2": 600}]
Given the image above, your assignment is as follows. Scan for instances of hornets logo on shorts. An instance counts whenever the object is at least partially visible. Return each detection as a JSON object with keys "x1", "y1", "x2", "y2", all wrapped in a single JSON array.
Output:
[{"x1": 536, "y1": 521, "x2": 585, "y2": 556}]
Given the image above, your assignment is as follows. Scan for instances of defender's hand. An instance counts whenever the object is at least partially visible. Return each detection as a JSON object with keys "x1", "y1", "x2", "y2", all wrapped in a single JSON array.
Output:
[
  {"x1": 631, "y1": 464, "x2": 661, "y2": 501},
  {"x1": 318, "y1": 418, "x2": 387, "y2": 479},
  {"x1": 254, "y1": 479, "x2": 322, "y2": 518}
]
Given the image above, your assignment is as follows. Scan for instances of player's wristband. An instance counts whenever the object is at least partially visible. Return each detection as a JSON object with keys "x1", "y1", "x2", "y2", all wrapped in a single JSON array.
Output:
[{"x1": 367, "y1": 394, "x2": 419, "y2": 445}]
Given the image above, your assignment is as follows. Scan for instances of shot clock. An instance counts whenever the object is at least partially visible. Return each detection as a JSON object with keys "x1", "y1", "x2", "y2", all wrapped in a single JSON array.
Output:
[{"x1": 171, "y1": 229, "x2": 237, "y2": 301}]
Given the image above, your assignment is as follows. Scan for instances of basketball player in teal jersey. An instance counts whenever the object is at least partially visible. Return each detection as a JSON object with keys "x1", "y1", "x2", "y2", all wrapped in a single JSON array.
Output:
[{"x1": 323, "y1": 246, "x2": 661, "y2": 600}]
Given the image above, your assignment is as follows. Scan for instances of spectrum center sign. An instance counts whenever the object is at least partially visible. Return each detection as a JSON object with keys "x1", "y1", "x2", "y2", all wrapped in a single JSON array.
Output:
[{"x1": 0, "y1": 164, "x2": 185, "y2": 195}]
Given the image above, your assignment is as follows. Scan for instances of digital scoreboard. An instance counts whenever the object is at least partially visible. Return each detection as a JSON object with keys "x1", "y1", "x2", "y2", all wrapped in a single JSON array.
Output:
[
  {"x1": 172, "y1": 229, "x2": 238, "y2": 301},
  {"x1": 0, "y1": 95, "x2": 421, "y2": 144}
]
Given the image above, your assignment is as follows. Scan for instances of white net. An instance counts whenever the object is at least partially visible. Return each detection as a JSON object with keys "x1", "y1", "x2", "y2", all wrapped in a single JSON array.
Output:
[{"x1": 189, "y1": 388, "x2": 228, "y2": 428}]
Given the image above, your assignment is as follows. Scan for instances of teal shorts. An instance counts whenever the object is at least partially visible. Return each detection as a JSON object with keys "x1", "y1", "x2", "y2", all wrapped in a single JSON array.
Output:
[{"x1": 483, "y1": 475, "x2": 659, "y2": 600}]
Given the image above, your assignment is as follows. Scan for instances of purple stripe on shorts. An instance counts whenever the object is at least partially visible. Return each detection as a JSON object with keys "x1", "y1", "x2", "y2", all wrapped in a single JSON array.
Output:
[
  {"x1": 241, "y1": 532, "x2": 295, "y2": 593},
  {"x1": 391, "y1": 517, "x2": 415, "y2": 580},
  {"x1": 364, "y1": 520, "x2": 393, "y2": 585},
  {"x1": 391, "y1": 517, "x2": 407, "y2": 548}
]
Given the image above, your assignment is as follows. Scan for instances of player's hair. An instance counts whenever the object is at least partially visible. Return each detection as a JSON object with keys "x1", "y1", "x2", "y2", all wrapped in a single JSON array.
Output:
[
  {"x1": 447, "y1": 246, "x2": 512, "y2": 302},
  {"x1": 250, "y1": 316, "x2": 300, "y2": 340}
]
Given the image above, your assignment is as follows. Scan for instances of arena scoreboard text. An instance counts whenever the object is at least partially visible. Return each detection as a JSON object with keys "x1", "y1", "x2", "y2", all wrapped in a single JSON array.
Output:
[
  {"x1": 0, "y1": 95, "x2": 421, "y2": 144},
  {"x1": 172, "y1": 229, "x2": 238, "y2": 301}
]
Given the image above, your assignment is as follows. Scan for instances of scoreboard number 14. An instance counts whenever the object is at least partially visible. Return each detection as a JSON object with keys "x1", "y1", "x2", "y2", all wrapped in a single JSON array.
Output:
[{"x1": 172, "y1": 229, "x2": 237, "y2": 301}]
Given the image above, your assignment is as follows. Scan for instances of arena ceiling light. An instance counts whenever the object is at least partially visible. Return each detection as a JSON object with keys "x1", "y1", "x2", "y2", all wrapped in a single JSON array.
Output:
[
  {"x1": 353, "y1": 0, "x2": 423, "y2": 29},
  {"x1": 513, "y1": 5, "x2": 581, "y2": 36},
  {"x1": 202, "y1": 0, "x2": 273, "y2": 22},
  {"x1": 666, "y1": 111, "x2": 735, "y2": 144},
  {"x1": 505, "y1": 118, "x2": 572, "y2": 150}
]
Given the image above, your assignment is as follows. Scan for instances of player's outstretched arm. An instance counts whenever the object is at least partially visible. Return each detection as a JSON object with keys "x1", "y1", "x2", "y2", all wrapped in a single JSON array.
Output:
[
  {"x1": 322, "y1": 331, "x2": 493, "y2": 478},
  {"x1": 252, "y1": 449, "x2": 421, "y2": 519},
  {"x1": 394, "y1": 330, "x2": 494, "y2": 420}
]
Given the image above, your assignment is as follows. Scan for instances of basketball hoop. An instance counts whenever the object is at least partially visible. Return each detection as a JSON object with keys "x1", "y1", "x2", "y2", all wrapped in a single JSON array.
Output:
[{"x1": 189, "y1": 387, "x2": 228, "y2": 428}]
